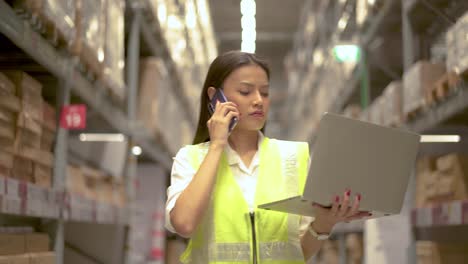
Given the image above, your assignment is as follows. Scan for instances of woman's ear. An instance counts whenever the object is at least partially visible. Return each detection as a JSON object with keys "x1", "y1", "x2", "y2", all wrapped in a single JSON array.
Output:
[{"x1": 207, "y1": 86, "x2": 216, "y2": 100}]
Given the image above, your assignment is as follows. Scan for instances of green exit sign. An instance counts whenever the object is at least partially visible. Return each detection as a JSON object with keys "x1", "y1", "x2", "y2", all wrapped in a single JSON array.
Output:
[{"x1": 333, "y1": 44, "x2": 361, "y2": 62}]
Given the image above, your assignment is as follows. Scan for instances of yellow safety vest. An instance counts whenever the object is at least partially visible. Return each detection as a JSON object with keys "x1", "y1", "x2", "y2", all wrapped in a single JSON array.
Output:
[{"x1": 180, "y1": 137, "x2": 309, "y2": 263}]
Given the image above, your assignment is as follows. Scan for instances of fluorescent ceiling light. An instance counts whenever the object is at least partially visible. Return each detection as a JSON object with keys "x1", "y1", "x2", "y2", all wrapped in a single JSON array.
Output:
[
  {"x1": 368, "y1": 0, "x2": 376, "y2": 5},
  {"x1": 242, "y1": 28, "x2": 256, "y2": 42},
  {"x1": 241, "y1": 41, "x2": 256, "y2": 53},
  {"x1": 185, "y1": 1, "x2": 197, "y2": 29},
  {"x1": 420, "y1": 135, "x2": 461, "y2": 143},
  {"x1": 241, "y1": 15, "x2": 256, "y2": 29},
  {"x1": 79, "y1": 133, "x2": 126, "y2": 142},
  {"x1": 132, "y1": 146, "x2": 142, "y2": 156},
  {"x1": 240, "y1": 0, "x2": 256, "y2": 53},
  {"x1": 240, "y1": 0, "x2": 256, "y2": 16}
]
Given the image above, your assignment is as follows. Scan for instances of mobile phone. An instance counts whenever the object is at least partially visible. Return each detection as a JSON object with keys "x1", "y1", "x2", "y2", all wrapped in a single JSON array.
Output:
[{"x1": 208, "y1": 88, "x2": 238, "y2": 132}]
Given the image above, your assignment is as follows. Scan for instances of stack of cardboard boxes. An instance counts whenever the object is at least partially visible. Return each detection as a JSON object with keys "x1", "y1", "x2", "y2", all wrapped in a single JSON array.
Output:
[
  {"x1": 402, "y1": 61, "x2": 446, "y2": 120},
  {"x1": 416, "y1": 154, "x2": 468, "y2": 207},
  {"x1": 0, "y1": 73, "x2": 19, "y2": 178},
  {"x1": 446, "y1": 12, "x2": 468, "y2": 76},
  {"x1": 0, "y1": 71, "x2": 54, "y2": 189},
  {"x1": 12, "y1": 0, "x2": 126, "y2": 102},
  {"x1": 67, "y1": 164, "x2": 126, "y2": 208},
  {"x1": 0, "y1": 231, "x2": 54, "y2": 263},
  {"x1": 416, "y1": 241, "x2": 468, "y2": 264},
  {"x1": 138, "y1": 57, "x2": 194, "y2": 155},
  {"x1": 380, "y1": 80, "x2": 403, "y2": 127}
]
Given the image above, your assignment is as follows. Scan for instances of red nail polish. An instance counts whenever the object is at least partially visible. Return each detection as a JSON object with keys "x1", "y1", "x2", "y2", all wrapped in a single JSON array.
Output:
[
  {"x1": 345, "y1": 190, "x2": 351, "y2": 196},
  {"x1": 357, "y1": 193, "x2": 362, "y2": 201},
  {"x1": 335, "y1": 196, "x2": 340, "y2": 203}
]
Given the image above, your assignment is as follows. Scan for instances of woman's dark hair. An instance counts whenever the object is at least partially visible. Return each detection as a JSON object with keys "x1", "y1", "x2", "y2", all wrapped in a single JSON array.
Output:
[{"x1": 192, "y1": 50, "x2": 270, "y2": 144}]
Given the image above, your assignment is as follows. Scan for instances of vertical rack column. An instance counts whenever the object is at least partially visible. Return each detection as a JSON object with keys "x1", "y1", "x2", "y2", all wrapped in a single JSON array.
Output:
[
  {"x1": 53, "y1": 79, "x2": 71, "y2": 264},
  {"x1": 124, "y1": 6, "x2": 141, "y2": 264}
]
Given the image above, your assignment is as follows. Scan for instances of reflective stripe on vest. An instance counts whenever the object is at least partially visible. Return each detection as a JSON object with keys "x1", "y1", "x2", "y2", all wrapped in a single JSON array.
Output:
[{"x1": 180, "y1": 138, "x2": 309, "y2": 263}]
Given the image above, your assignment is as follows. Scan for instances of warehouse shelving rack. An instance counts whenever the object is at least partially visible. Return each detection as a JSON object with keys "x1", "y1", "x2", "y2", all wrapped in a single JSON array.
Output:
[
  {"x1": 0, "y1": 0, "x2": 200, "y2": 263},
  {"x1": 293, "y1": 0, "x2": 468, "y2": 263}
]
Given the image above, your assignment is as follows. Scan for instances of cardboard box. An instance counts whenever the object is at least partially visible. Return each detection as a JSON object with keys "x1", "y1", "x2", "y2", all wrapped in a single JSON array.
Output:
[
  {"x1": 382, "y1": 81, "x2": 403, "y2": 126},
  {"x1": 12, "y1": 156, "x2": 34, "y2": 182},
  {"x1": 16, "y1": 148, "x2": 53, "y2": 168},
  {"x1": 0, "y1": 254, "x2": 29, "y2": 264},
  {"x1": 0, "y1": 108, "x2": 16, "y2": 124},
  {"x1": 0, "y1": 72, "x2": 15, "y2": 95},
  {"x1": 40, "y1": 129, "x2": 55, "y2": 152},
  {"x1": 138, "y1": 58, "x2": 163, "y2": 136},
  {"x1": 369, "y1": 96, "x2": 385, "y2": 125},
  {"x1": 416, "y1": 241, "x2": 468, "y2": 264},
  {"x1": 0, "y1": 234, "x2": 25, "y2": 255},
  {"x1": 72, "y1": 0, "x2": 105, "y2": 76},
  {"x1": 33, "y1": 164, "x2": 52, "y2": 188},
  {"x1": 29, "y1": 252, "x2": 55, "y2": 264},
  {"x1": 403, "y1": 61, "x2": 445, "y2": 117},
  {"x1": 0, "y1": 95, "x2": 21, "y2": 114},
  {"x1": 0, "y1": 151, "x2": 14, "y2": 169},
  {"x1": 17, "y1": 113, "x2": 41, "y2": 136},
  {"x1": 0, "y1": 121, "x2": 15, "y2": 141},
  {"x1": 41, "y1": 103, "x2": 56, "y2": 133},
  {"x1": 66, "y1": 165, "x2": 86, "y2": 196},
  {"x1": 15, "y1": 129, "x2": 41, "y2": 150},
  {"x1": 25, "y1": 233, "x2": 49, "y2": 253},
  {"x1": 416, "y1": 155, "x2": 468, "y2": 206},
  {"x1": 434, "y1": 154, "x2": 468, "y2": 200},
  {"x1": 3, "y1": 72, "x2": 43, "y2": 123},
  {"x1": 0, "y1": 165, "x2": 11, "y2": 178},
  {"x1": 343, "y1": 104, "x2": 362, "y2": 119}
]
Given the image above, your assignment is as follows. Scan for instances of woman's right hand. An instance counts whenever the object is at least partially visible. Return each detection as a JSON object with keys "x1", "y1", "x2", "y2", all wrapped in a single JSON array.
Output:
[{"x1": 207, "y1": 101, "x2": 240, "y2": 147}]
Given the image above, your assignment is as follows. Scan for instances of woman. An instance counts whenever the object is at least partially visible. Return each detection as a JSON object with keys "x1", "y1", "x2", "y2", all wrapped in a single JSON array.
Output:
[{"x1": 165, "y1": 51, "x2": 370, "y2": 263}]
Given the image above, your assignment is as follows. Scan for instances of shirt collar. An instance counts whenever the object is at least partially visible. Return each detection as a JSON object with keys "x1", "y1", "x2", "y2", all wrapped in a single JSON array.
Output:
[{"x1": 225, "y1": 131, "x2": 265, "y2": 166}]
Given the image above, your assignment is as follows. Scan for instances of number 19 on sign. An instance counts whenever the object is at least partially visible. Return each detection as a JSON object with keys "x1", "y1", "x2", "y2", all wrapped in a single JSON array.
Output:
[{"x1": 60, "y1": 104, "x2": 87, "y2": 130}]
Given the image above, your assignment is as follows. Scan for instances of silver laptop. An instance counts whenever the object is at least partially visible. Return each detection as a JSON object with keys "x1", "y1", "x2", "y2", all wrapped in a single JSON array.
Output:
[{"x1": 258, "y1": 112, "x2": 420, "y2": 218}]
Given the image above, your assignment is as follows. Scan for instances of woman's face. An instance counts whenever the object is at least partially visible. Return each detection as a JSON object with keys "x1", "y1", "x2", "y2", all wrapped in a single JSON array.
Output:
[{"x1": 218, "y1": 64, "x2": 270, "y2": 131}]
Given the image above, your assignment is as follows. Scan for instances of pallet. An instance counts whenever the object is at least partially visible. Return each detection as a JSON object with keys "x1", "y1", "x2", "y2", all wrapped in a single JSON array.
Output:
[
  {"x1": 435, "y1": 71, "x2": 461, "y2": 100},
  {"x1": 426, "y1": 71, "x2": 461, "y2": 106},
  {"x1": 404, "y1": 105, "x2": 425, "y2": 122}
]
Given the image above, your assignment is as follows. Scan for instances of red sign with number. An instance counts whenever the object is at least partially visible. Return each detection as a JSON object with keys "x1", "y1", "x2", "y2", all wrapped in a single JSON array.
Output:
[{"x1": 60, "y1": 104, "x2": 86, "y2": 129}]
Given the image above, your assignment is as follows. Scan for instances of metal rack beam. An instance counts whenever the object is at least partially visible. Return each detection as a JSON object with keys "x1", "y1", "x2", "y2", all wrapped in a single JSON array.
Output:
[
  {"x1": 405, "y1": 82, "x2": 468, "y2": 133},
  {"x1": 0, "y1": 0, "x2": 172, "y2": 170},
  {"x1": 405, "y1": 0, "x2": 468, "y2": 37}
]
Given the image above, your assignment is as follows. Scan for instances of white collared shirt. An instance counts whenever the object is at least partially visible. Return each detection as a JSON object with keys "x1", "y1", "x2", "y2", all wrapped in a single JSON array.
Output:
[{"x1": 165, "y1": 132, "x2": 312, "y2": 234}]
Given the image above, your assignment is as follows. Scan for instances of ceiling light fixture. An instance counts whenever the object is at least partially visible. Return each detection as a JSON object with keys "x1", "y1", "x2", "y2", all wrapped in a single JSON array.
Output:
[
  {"x1": 79, "y1": 133, "x2": 126, "y2": 142},
  {"x1": 240, "y1": 0, "x2": 256, "y2": 53},
  {"x1": 132, "y1": 146, "x2": 142, "y2": 156},
  {"x1": 420, "y1": 135, "x2": 461, "y2": 143}
]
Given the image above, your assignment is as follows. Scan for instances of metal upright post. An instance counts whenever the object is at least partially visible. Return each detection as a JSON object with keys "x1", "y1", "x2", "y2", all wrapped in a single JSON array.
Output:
[
  {"x1": 402, "y1": 0, "x2": 418, "y2": 71},
  {"x1": 402, "y1": 1, "x2": 417, "y2": 263},
  {"x1": 53, "y1": 80, "x2": 71, "y2": 264},
  {"x1": 124, "y1": 7, "x2": 141, "y2": 264},
  {"x1": 126, "y1": 1, "x2": 140, "y2": 213}
]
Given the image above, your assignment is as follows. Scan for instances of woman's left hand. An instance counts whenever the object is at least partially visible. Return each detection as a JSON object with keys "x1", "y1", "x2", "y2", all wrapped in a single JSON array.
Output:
[{"x1": 310, "y1": 189, "x2": 372, "y2": 233}]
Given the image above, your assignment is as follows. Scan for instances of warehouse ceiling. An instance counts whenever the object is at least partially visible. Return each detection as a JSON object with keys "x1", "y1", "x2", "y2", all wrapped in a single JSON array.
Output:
[
  {"x1": 208, "y1": 0, "x2": 306, "y2": 136},
  {"x1": 208, "y1": 0, "x2": 306, "y2": 107}
]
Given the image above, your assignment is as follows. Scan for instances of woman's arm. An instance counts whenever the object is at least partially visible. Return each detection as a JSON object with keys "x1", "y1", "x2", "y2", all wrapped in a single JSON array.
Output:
[
  {"x1": 170, "y1": 101, "x2": 239, "y2": 238},
  {"x1": 170, "y1": 143, "x2": 224, "y2": 237}
]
